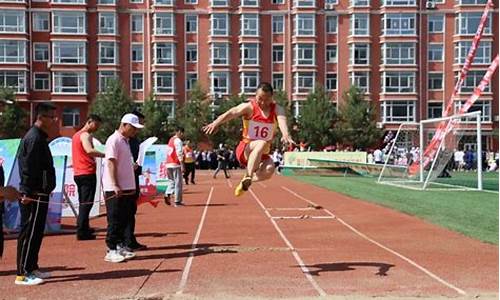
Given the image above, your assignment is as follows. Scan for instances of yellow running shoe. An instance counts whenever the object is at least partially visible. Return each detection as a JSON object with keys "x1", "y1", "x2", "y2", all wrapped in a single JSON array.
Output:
[{"x1": 234, "y1": 176, "x2": 252, "y2": 197}]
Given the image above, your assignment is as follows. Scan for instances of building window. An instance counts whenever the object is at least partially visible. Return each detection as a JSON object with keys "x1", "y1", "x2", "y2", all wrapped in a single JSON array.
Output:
[
  {"x1": 273, "y1": 73, "x2": 284, "y2": 90},
  {"x1": 383, "y1": 72, "x2": 416, "y2": 93},
  {"x1": 349, "y1": 71, "x2": 370, "y2": 92},
  {"x1": 131, "y1": 43, "x2": 143, "y2": 62},
  {"x1": 99, "y1": 42, "x2": 118, "y2": 64},
  {"x1": 427, "y1": 102, "x2": 442, "y2": 119},
  {"x1": 98, "y1": 71, "x2": 117, "y2": 92},
  {"x1": 294, "y1": 0, "x2": 315, "y2": 7},
  {"x1": 241, "y1": 43, "x2": 259, "y2": 65},
  {"x1": 351, "y1": 0, "x2": 370, "y2": 6},
  {"x1": 428, "y1": 14, "x2": 444, "y2": 33},
  {"x1": 295, "y1": 14, "x2": 315, "y2": 36},
  {"x1": 154, "y1": 13, "x2": 174, "y2": 35},
  {"x1": 326, "y1": 73, "x2": 337, "y2": 91},
  {"x1": 272, "y1": 0, "x2": 284, "y2": 3},
  {"x1": 33, "y1": 12, "x2": 50, "y2": 32},
  {"x1": 154, "y1": 72, "x2": 174, "y2": 93},
  {"x1": 33, "y1": 73, "x2": 50, "y2": 91},
  {"x1": 295, "y1": 72, "x2": 314, "y2": 94},
  {"x1": 241, "y1": 72, "x2": 259, "y2": 94},
  {"x1": 382, "y1": 42, "x2": 415, "y2": 65},
  {"x1": 34, "y1": 43, "x2": 49, "y2": 62},
  {"x1": 211, "y1": 13, "x2": 229, "y2": 36},
  {"x1": 154, "y1": 42, "x2": 175, "y2": 65},
  {"x1": 428, "y1": 73, "x2": 443, "y2": 90},
  {"x1": 0, "y1": 11, "x2": 25, "y2": 33},
  {"x1": 455, "y1": 41, "x2": 491, "y2": 64},
  {"x1": 130, "y1": 0, "x2": 143, "y2": 3},
  {"x1": 131, "y1": 14, "x2": 143, "y2": 33},
  {"x1": 294, "y1": 44, "x2": 315, "y2": 65},
  {"x1": 457, "y1": 0, "x2": 487, "y2": 4},
  {"x1": 0, "y1": 71, "x2": 26, "y2": 93},
  {"x1": 210, "y1": 71, "x2": 229, "y2": 94},
  {"x1": 326, "y1": 45, "x2": 337, "y2": 63},
  {"x1": 458, "y1": 70, "x2": 490, "y2": 92},
  {"x1": 52, "y1": 0, "x2": 85, "y2": 3},
  {"x1": 154, "y1": 0, "x2": 174, "y2": 4},
  {"x1": 455, "y1": 12, "x2": 491, "y2": 35},
  {"x1": 350, "y1": 14, "x2": 369, "y2": 36},
  {"x1": 428, "y1": 43, "x2": 443, "y2": 61},
  {"x1": 241, "y1": 13, "x2": 259, "y2": 36},
  {"x1": 53, "y1": 41, "x2": 85, "y2": 64},
  {"x1": 62, "y1": 108, "x2": 80, "y2": 127},
  {"x1": 350, "y1": 43, "x2": 370, "y2": 65},
  {"x1": 99, "y1": 12, "x2": 117, "y2": 34},
  {"x1": 53, "y1": 11, "x2": 86, "y2": 34},
  {"x1": 98, "y1": 0, "x2": 115, "y2": 4},
  {"x1": 454, "y1": 100, "x2": 491, "y2": 122},
  {"x1": 186, "y1": 44, "x2": 197, "y2": 62},
  {"x1": 383, "y1": 13, "x2": 416, "y2": 35},
  {"x1": 272, "y1": 45, "x2": 284, "y2": 63},
  {"x1": 242, "y1": 0, "x2": 258, "y2": 6},
  {"x1": 211, "y1": 0, "x2": 228, "y2": 6},
  {"x1": 326, "y1": 16, "x2": 337, "y2": 33},
  {"x1": 54, "y1": 71, "x2": 86, "y2": 94},
  {"x1": 382, "y1": 100, "x2": 416, "y2": 122},
  {"x1": 132, "y1": 73, "x2": 143, "y2": 91},
  {"x1": 272, "y1": 15, "x2": 284, "y2": 34},
  {"x1": 186, "y1": 73, "x2": 197, "y2": 91},
  {"x1": 211, "y1": 43, "x2": 229, "y2": 65},
  {"x1": 185, "y1": 0, "x2": 197, "y2": 3},
  {"x1": 185, "y1": 15, "x2": 197, "y2": 33},
  {"x1": 0, "y1": 40, "x2": 25, "y2": 63},
  {"x1": 382, "y1": 0, "x2": 415, "y2": 5}
]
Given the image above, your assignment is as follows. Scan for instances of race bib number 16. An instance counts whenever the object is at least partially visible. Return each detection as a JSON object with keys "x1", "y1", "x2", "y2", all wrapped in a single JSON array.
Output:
[{"x1": 248, "y1": 120, "x2": 274, "y2": 141}]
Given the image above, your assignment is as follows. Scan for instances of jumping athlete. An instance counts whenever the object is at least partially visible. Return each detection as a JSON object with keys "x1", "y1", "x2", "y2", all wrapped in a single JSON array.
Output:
[{"x1": 202, "y1": 82, "x2": 295, "y2": 196}]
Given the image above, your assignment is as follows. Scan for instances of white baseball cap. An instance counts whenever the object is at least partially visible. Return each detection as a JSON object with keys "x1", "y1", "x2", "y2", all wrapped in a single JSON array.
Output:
[{"x1": 121, "y1": 113, "x2": 144, "y2": 129}]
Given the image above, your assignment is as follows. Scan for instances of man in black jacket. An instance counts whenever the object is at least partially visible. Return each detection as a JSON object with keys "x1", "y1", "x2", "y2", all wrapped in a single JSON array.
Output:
[{"x1": 15, "y1": 102, "x2": 57, "y2": 286}]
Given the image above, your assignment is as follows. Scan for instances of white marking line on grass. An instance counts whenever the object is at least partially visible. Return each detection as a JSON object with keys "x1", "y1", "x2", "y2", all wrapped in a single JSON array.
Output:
[
  {"x1": 176, "y1": 186, "x2": 214, "y2": 295},
  {"x1": 249, "y1": 189, "x2": 327, "y2": 297},
  {"x1": 281, "y1": 186, "x2": 467, "y2": 296}
]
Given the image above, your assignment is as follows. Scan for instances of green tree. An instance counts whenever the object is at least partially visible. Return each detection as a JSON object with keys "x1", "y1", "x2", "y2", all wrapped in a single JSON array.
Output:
[
  {"x1": 175, "y1": 83, "x2": 211, "y2": 145},
  {"x1": 297, "y1": 85, "x2": 337, "y2": 150},
  {"x1": 141, "y1": 93, "x2": 175, "y2": 142},
  {"x1": 211, "y1": 94, "x2": 246, "y2": 148},
  {"x1": 89, "y1": 79, "x2": 134, "y2": 142},
  {"x1": 272, "y1": 89, "x2": 296, "y2": 148},
  {"x1": 0, "y1": 88, "x2": 28, "y2": 138},
  {"x1": 335, "y1": 85, "x2": 382, "y2": 150}
]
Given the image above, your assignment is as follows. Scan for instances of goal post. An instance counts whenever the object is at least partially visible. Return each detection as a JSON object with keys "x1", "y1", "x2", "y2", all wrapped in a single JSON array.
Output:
[{"x1": 377, "y1": 111, "x2": 483, "y2": 191}]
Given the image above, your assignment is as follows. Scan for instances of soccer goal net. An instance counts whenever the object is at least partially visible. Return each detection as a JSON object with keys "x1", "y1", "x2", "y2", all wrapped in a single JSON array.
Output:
[{"x1": 377, "y1": 111, "x2": 483, "y2": 191}]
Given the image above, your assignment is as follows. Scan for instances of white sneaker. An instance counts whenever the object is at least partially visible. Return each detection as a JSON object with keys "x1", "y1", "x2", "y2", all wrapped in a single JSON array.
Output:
[
  {"x1": 14, "y1": 274, "x2": 44, "y2": 286},
  {"x1": 117, "y1": 247, "x2": 136, "y2": 260},
  {"x1": 32, "y1": 269, "x2": 51, "y2": 279},
  {"x1": 104, "y1": 250, "x2": 126, "y2": 263}
]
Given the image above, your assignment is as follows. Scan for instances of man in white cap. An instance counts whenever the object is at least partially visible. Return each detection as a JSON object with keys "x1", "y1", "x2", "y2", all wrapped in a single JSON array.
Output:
[{"x1": 102, "y1": 113, "x2": 143, "y2": 263}]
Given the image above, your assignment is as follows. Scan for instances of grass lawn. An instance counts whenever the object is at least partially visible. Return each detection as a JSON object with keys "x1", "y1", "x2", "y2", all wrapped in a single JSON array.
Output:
[{"x1": 291, "y1": 174, "x2": 499, "y2": 244}]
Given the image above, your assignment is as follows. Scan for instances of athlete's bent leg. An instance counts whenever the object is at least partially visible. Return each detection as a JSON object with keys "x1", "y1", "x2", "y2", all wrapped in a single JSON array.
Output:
[{"x1": 253, "y1": 158, "x2": 275, "y2": 182}]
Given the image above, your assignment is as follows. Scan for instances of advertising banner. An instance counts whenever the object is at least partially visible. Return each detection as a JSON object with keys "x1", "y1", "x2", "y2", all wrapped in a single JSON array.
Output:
[{"x1": 284, "y1": 151, "x2": 367, "y2": 167}]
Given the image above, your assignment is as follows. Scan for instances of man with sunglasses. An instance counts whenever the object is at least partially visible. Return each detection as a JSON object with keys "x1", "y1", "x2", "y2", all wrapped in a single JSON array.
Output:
[{"x1": 15, "y1": 102, "x2": 58, "y2": 286}]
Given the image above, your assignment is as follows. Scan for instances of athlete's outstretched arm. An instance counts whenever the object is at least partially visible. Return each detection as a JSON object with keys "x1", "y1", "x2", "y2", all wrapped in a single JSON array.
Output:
[
  {"x1": 202, "y1": 102, "x2": 252, "y2": 135},
  {"x1": 276, "y1": 105, "x2": 296, "y2": 145}
]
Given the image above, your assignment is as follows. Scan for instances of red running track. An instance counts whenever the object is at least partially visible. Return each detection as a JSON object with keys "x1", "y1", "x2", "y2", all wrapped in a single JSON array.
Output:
[{"x1": 0, "y1": 170, "x2": 497, "y2": 299}]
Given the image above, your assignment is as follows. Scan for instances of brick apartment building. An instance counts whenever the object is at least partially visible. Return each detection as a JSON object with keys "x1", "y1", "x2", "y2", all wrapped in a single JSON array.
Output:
[{"x1": 0, "y1": 0, "x2": 497, "y2": 148}]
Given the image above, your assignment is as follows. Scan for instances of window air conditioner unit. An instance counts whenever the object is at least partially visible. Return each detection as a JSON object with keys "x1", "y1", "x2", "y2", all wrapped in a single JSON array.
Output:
[
  {"x1": 376, "y1": 122, "x2": 383, "y2": 129},
  {"x1": 324, "y1": 3, "x2": 335, "y2": 10},
  {"x1": 425, "y1": 1, "x2": 436, "y2": 9}
]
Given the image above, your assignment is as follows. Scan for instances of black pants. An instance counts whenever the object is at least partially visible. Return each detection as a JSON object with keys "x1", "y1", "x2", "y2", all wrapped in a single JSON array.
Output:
[
  {"x1": 213, "y1": 161, "x2": 229, "y2": 178},
  {"x1": 123, "y1": 177, "x2": 139, "y2": 247},
  {"x1": 105, "y1": 191, "x2": 134, "y2": 250},
  {"x1": 183, "y1": 162, "x2": 195, "y2": 183},
  {"x1": 17, "y1": 196, "x2": 49, "y2": 276},
  {"x1": 74, "y1": 174, "x2": 97, "y2": 236}
]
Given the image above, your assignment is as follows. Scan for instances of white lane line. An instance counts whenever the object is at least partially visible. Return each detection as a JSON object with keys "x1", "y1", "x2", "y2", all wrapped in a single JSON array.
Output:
[
  {"x1": 257, "y1": 182, "x2": 267, "y2": 188},
  {"x1": 176, "y1": 186, "x2": 214, "y2": 295},
  {"x1": 226, "y1": 178, "x2": 233, "y2": 188},
  {"x1": 282, "y1": 186, "x2": 467, "y2": 296},
  {"x1": 272, "y1": 216, "x2": 335, "y2": 220},
  {"x1": 249, "y1": 189, "x2": 327, "y2": 297},
  {"x1": 268, "y1": 207, "x2": 316, "y2": 211},
  {"x1": 281, "y1": 186, "x2": 324, "y2": 210}
]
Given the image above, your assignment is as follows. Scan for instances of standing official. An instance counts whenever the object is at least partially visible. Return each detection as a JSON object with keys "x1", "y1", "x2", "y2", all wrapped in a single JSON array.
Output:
[
  {"x1": 72, "y1": 114, "x2": 104, "y2": 240},
  {"x1": 164, "y1": 127, "x2": 184, "y2": 206},
  {"x1": 102, "y1": 114, "x2": 143, "y2": 263},
  {"x1": 15, "y1": 102, "x2": 57, "y2": 285},
  {"x1": 183, "y1": 140, "x2": 196, "y2": 185}
]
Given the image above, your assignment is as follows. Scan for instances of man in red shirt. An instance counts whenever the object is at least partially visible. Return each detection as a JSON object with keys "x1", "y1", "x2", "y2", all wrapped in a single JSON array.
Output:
[
  {"x1": 71, "y1": 114, "x2": 104, "y2": 240},
  {"x1": 202, "y1": 83, "x2": 295, "y2": 196}
]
